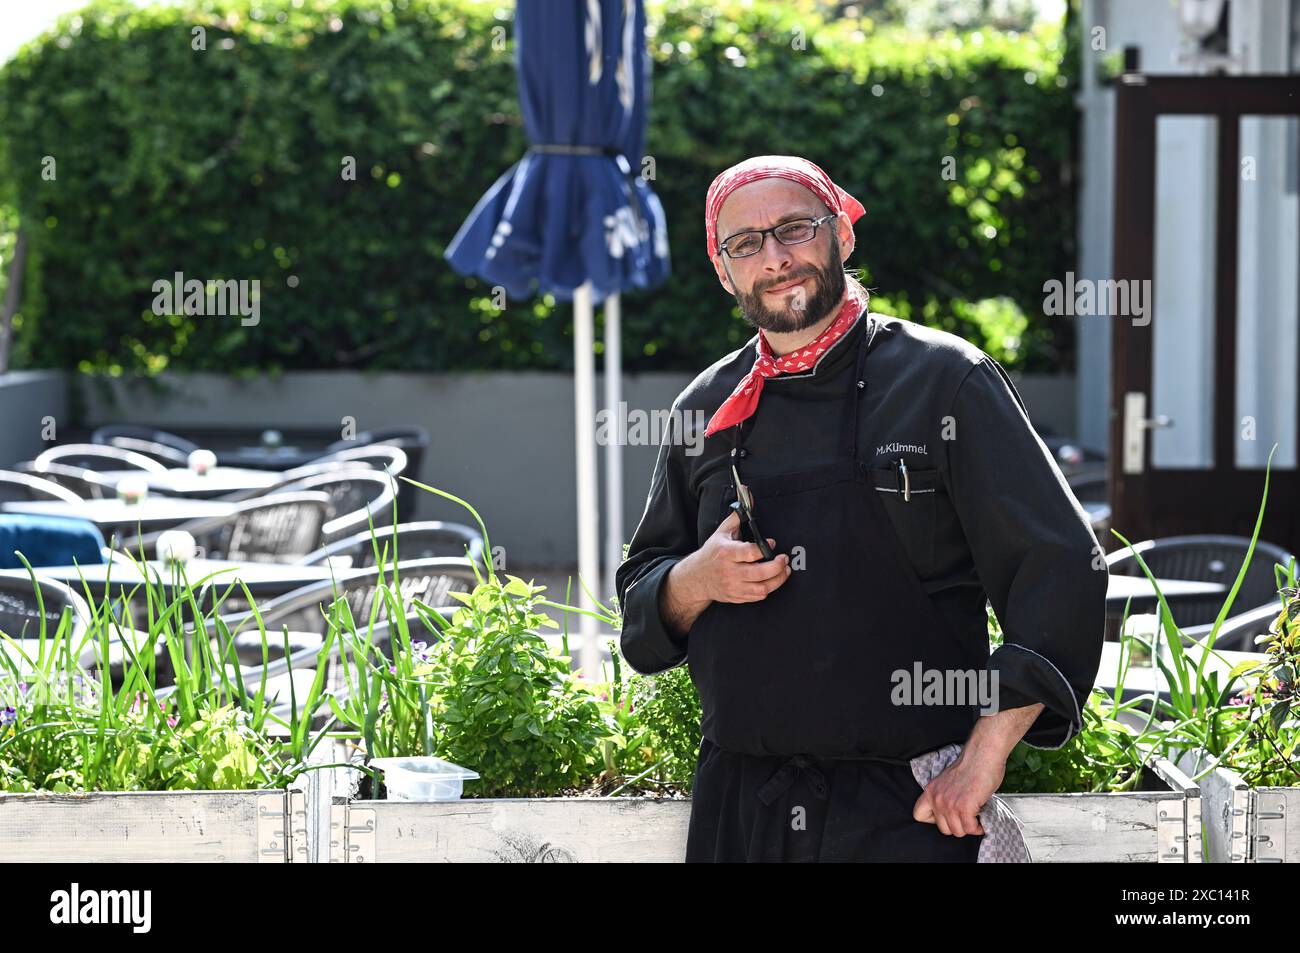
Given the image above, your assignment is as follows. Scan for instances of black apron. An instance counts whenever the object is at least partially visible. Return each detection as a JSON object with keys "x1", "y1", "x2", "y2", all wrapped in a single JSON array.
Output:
[{"x1": 685, "y1": 316, "x2": 985, "y2": 862}]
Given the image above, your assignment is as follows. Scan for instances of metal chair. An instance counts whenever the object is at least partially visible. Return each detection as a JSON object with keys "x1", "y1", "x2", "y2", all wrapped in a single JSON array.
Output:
[
  {"x1": 103, "y1": 436, "x2": 190, "y2": 467},
  {"x1": 1182, "y1": 601, "x2": 1287, "y2": 653},
  {"x1": 1066, "y1": 474, "x2": 1110, "y2": 536},
  {"x1": 1106, "y1": 535, "x2": 1297, "y2": 630},
  {"x1": 121, "y1": 492, "x2": 332, "y2": 564},
  {"x1": 0, "y1": 574, "x2": 120, "y2": 675},
  {"x1": 366, "y1": 606, "x2": 459, "y2": 643},
  {"x1": 209, "y1": 557, "x2": 479, "y2": 641},
  {"x1": 191, "y1": 596, "x2": 328, "y2": 686},
  {"x1": 0, "y1": 573, "x2": 91, "y2": 642},
  {"x1": 34, "y1": 443, "x2": 168, "y2": 474},
  {"x1": 324, "y1": 428, "x2": 428, "y2": 521},
  {"x1": 266, "y1": 468, "x2": 397, "y2": 543},
  {"x1": 92, "y1": 425, "x2": 199, "y2": 458},
  {"x1": 198, "y1": 605, "x2": 459, "y2": 727},
  {"x1": 17, "y1": 462, "x2": 120, "y2": 500},
  {"x1": 1067, "y1": 473, "x2": 1108, "y2": 503},
  {"x1": 287, "y1": 444, "x2": 407, "y2": 479},
  {"x1": 296, "y1": 521, "x2": 485, "y2": 570},
  {"x1": 325, "y1": 426, "x2": 428, "y2": 458},
  {"x1": 222, "y1": 445, "x2": 407, "y2": 502},
  {"x1": 0, "y1": 470, "x2": 82, "y2": 504},
  {"x1": 342, "y1": 599, "x2": 600, "y2": 676},
  {"x1": 197, "y1": 558, "x2": 478, "y2": 721},
  {"x1": 156, "y1": 598, "x2": 329, "y2": 717}
]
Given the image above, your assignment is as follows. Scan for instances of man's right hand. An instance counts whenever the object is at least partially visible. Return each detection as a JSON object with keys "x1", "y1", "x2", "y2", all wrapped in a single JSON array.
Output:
[
  {"x1": 693, "y1": 508, "x2": 791, "y2": 603},
  {"x1": 659, "y1": 509, "x2": 792, "y2": 638}
]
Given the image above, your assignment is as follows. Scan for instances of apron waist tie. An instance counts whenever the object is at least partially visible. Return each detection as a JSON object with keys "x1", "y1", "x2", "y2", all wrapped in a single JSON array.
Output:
[{"x1": 757, "y1": 755, "x2": 830, "y2": 806}]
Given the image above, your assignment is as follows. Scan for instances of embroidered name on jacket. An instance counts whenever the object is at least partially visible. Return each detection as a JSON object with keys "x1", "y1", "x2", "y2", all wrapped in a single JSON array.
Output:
[{"x1": 875, "y1": 442, "x2": 928, "y2": 456}]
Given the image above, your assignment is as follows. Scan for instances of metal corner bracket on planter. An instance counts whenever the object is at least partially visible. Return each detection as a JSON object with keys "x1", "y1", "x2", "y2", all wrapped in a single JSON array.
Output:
[
  {"x1": 1173, "y1": 750, "x2": 1291, "y2": 863},
  {"x1": 0, "y1": 789, "x2": 309, "y2": 862}
]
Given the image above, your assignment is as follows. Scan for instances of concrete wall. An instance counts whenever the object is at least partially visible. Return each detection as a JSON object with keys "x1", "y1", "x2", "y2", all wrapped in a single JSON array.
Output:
[
  {"x1": 0, "y1": 371, "x2": 68, "y2": 469},
  {"x1": 70, "y1": 370, "x2": 690, "y2": 568},
  {"x1": 0, "y1": 368, "x2": 1073, "y2": 567}
]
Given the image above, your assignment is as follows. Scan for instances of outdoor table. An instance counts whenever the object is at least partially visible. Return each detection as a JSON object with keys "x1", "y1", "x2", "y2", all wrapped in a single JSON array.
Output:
[
  {"x1": 1081, "y1": 501, "x2": 1110, "y2": 530},
  {"x1": 214, "y1": 446, "x2": 323, "y2": 470},
  {"x1": 0, "y1": 498, "x2": 238, "y2": 540},
  {"x1": 1093, "y1": 639, "x2": 1267, "y2": 703},
  {"x1": 97, "y1": 466, "x2": 281, "y2": 499},
  {"x1": 1105, "y1": 575, "x2": 1227, "y2": 610},
  {"x1": 0, "y1": 557, "x2": 367, "y2": 603}
]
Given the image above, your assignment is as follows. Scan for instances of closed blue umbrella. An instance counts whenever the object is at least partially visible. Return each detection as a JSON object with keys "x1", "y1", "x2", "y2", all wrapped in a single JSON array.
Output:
[
  {"x1": 445, "y1": 0, "x2": 668, "y2": 671},
  {"x1": 444, "y1": 0, "x2": 669, "y2": 302}
]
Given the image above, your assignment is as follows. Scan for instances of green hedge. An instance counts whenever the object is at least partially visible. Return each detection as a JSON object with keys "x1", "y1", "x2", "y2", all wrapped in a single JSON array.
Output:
[{"x1": 0, "y1": 0, "x2": 1077, "y2": 375}]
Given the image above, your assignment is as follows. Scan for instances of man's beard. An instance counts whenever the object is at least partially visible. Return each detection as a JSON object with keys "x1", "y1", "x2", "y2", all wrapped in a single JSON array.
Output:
[{"x1": 733, "y1": 240, "x2": 847, "y2": 334}]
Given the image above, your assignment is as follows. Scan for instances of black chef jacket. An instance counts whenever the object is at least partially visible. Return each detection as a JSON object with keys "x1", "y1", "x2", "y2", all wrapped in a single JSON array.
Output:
[{"x1": 615, "y1": 308, "x2": 1108, "y2": 750}]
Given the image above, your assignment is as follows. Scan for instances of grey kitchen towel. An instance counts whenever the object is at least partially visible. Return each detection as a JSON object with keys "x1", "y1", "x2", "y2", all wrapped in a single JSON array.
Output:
[{"x1": 909, "y1": 742, "x2": 1031, "y2": 863}]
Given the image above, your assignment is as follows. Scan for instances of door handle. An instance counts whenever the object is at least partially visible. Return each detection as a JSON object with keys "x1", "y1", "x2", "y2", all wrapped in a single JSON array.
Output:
[{"x1": 1123, "y1": 393, "x2": 1174, "y2": 474}]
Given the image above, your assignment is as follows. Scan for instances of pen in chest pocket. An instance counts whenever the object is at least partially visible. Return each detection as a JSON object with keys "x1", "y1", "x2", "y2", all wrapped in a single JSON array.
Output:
[{"x1": 897, "y1": 457, "x2": 911, "y2": 502}]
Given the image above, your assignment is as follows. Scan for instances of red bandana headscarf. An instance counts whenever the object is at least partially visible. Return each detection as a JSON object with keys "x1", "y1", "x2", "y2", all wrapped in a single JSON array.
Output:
[{"x1": 702, "y1": 155, "x2": 868, "y2": 439}]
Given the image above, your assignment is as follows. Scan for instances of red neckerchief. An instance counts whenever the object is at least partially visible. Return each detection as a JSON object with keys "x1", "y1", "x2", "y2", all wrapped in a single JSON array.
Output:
[{"x1": 703, "y1": 287, "x2": 868, "y2": 439}]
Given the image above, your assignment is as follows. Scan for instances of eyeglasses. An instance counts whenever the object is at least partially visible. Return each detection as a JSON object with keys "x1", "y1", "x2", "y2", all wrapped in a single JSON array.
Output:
[{"x1": 718, "y1": 214, "x2": 837, "y2": 259}]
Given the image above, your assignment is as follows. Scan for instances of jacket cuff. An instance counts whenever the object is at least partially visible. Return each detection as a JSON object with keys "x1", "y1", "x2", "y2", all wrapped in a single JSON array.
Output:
[
  {"x1": 984, "y1": 643, "x2": 1084, "y2": 749},
  {"x1": 618, "y1": 557, "x2": 689, "y2": 675}
]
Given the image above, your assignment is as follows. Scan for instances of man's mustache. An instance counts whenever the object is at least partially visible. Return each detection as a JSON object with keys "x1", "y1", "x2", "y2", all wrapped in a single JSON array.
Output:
[{"x1": 759, "y1": 272, "x2": 817, "y2": 293}]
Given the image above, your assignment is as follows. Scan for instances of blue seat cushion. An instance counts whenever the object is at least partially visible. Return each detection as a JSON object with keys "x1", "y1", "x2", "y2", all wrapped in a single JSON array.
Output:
[{"x1": 0, "y1": 515, "x2": 107, "y2": 569}]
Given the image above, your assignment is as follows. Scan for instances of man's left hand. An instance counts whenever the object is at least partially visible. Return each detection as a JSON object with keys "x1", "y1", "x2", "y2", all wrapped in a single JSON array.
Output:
[
  {"x1": 912, "y1": 702, "x2": 1044, "y2": 836},
  {"x1": 911, "y1": 747, "x2": 1003, "y2": 836}
]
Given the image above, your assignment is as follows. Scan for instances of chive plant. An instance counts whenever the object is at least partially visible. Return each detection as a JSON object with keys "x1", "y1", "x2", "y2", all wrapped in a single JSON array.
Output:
[
  {"x1": 0, "y1": 548, "x2": 338, "y2": 792},
  {"x1": 1113, "y1": 445, "x2": 1299, "y2": 784}
]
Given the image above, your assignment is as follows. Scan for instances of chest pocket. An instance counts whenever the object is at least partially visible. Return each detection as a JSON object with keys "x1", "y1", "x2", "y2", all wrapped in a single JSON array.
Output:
[{"x1": 869, "y1": 463, "x2": 942, "y2": 579}]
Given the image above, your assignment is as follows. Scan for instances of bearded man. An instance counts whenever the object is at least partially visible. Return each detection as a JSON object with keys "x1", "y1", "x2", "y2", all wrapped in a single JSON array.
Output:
[{"x1": 615, "y1": 155, "x2": 1107, "y2": 863}]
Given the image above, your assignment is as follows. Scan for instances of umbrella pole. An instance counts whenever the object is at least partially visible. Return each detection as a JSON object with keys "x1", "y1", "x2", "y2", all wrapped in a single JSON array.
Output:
[
  {"x1": 603, "y1": 291, "x2": 623, "y2": 627},
  {"x1": 574, "y1": 280, "x2": 601, "y2": 680}
]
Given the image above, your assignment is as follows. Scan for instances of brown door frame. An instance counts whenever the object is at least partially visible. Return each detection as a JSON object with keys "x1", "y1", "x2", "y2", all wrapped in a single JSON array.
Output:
[{"x1": 1109, "y1": 72, "x2": 1300, "y2": 556}]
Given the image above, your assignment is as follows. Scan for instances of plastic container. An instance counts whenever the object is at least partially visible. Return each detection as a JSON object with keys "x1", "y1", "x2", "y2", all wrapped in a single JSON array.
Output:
[{"x1": 367, "y1": 756, "x2": 480, "y2": 802}]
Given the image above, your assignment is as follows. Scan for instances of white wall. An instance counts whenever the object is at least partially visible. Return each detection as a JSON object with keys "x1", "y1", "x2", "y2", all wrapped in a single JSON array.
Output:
[
  {"x1": 1075, "y1": 0, "x2": 1213, "y2": 455},
  {"x1": 1233, "y1": 0, "x2": 1299, "y2": 469}
]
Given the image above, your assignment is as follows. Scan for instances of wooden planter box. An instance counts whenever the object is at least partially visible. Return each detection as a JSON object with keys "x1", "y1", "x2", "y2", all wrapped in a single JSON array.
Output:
[
  {"x1": 0, "y1": 789, "x2": 308, "y2": 862},
  {"x1": 324, "y1": 754, "x2": 1200, "y2": 863},
  {"x1": 330, "y1": 795, "x2": 690, "y2": 863},
  {"x1": 1173, "y1": 750, "x2": 1295, "y2": 863},
  {"x1": 998, "y1": 759, "x2": 1200, "y2": 863}
]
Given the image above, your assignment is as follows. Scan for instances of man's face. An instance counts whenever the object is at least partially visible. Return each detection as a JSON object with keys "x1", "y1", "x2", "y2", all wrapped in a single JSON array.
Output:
[{"x1": 711, "y1": 178, "x2": 855, "y2": 334}]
